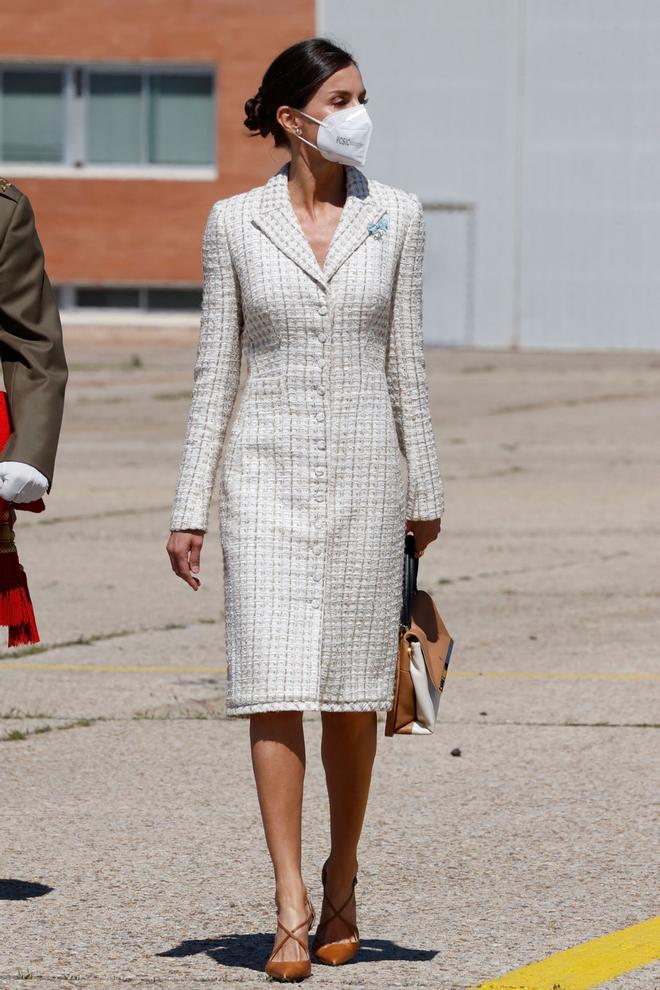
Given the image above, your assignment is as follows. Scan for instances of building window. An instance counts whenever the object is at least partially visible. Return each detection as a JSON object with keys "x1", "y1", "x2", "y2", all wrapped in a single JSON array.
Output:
[
  {"x1": 0, "y1": 64, "x2": 215, "y2": 169},
  {"x1": 146, "y1": 288, "x2": 204, "y2": 310},
  {"x1": 54, "y1": 285, "x2": 203, "y2": 313},
  {"x1": 1, "y1": 69, "x2": 65, "y2": 162},
  {"x1": 76, "y1": 287, "x2": 142, "y2": 308},
  {"x1": 87, "y1": 73, "x2": 143, "y2": 165}
]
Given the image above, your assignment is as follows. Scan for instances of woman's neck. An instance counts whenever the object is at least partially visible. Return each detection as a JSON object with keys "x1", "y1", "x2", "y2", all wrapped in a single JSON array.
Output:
[{"x1": 286, "y1": 156, "x2": 347, "y2": 214}]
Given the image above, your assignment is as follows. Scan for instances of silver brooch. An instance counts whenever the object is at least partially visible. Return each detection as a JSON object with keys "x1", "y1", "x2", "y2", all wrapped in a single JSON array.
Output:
[{"x1": 367, "y1": 216, "x2": 388, "y2": 240}]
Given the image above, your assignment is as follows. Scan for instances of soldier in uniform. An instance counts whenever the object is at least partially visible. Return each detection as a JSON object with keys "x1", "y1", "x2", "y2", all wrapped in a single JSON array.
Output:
[{"x1": 0, "y1": 178, "x2": 68, "y2": 503}]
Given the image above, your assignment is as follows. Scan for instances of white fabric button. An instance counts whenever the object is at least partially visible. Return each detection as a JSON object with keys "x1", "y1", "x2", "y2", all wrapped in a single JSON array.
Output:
[
  {"x1": 317, "y1": 332, "x2": 326, "y2": 342},
  {"x1": 315, "y1": 411, "x2": 324, "y2": 422},
  {"x1": 311, "y1": 599, "x2": 320, "y2": 608},
  {"x1": 318, "y1": 306, "x2": 328, "y2": 315},
  {"x1": 313, "y1": 545, "x2": 322, "y2": 555}
]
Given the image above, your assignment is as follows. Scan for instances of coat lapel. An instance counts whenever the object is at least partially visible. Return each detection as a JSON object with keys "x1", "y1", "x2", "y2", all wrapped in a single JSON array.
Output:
[{"x1": 251, "y1": 161, "x2": 387, "y2": 289}]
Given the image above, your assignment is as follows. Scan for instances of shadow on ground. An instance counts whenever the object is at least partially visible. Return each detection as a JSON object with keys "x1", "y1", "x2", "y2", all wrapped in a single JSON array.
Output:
[
  {"x1": 0, "y1": 878, "x2": 53, "y2": 901},
  {"x1": 159, "y1": 934, "x2": 439, "y2": 972}
]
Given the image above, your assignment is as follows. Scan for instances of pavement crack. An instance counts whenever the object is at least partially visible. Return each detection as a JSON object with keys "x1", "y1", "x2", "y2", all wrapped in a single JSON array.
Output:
[
  {"x1": 492, "y1": 389, "x2": 658, "y2": 414},
  {"x1": 23, "y1": 504, "x2": 174, "y2": 526},
  {"x1": 2, "y1": 716, "x2": 100, "y2": 743},
  {"x1": 436, "y1": 550, "x2": 631, "y2": 586},
  {"x1": 0, "y1": 618, "x2": 220, "y2": 661}
]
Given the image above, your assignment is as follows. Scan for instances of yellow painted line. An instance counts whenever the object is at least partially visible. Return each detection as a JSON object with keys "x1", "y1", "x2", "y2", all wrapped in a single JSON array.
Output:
[
  {"x1": 470, "y1": 915, "x2": 660, "y2": 990},
  {"x1": 0, "y1": 664, "x2": 658, "y2": 681},
  {"x1": 452, "y1": 670, "x2": 660, "y2": 682}
]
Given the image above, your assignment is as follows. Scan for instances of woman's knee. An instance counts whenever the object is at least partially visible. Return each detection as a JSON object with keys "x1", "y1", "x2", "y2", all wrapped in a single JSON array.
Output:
[
  {"x1": 250, "y1": 709, "x2": 304, "y2": 741},
  {"x1": 321, "y1": 710, "x2": 377, "y2": 739}
]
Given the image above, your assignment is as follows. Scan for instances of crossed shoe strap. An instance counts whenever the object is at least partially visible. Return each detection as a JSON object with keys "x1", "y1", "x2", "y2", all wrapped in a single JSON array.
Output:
[
  {"x1": 316, "y1": 873, "x2": 358, "y2": 942},
  {"x1": 269, "y1": 893, "x2": 315, "y2": 962}
]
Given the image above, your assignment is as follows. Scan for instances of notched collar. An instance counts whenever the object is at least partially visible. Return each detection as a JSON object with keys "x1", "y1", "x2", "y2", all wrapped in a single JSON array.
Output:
[{"x1": 251, "y1": 160, "x2": 387, "y2": 288}]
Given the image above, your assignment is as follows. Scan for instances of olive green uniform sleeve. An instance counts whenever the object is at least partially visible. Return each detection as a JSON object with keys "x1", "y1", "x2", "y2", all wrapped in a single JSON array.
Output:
[{"x1": 0, "y1": 183, "x2": 68, "y2": 494}]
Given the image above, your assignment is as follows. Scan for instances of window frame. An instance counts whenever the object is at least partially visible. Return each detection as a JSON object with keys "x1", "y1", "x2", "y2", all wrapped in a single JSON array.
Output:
[
  {"x1": 55, "y1": 283, "x2": 203, "y2": 315},
  {"x1": 0, "y1": 60, "x2": 218, "y2": 179}
]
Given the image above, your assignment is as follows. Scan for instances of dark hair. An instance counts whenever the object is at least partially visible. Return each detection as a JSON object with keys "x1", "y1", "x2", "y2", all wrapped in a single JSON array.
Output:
[{"x1": 244, "y1": 37, "x2": 357, "y2": 148}]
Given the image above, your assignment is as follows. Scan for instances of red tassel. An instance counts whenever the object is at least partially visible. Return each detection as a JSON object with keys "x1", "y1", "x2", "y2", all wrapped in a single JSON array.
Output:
[
  {"x1": 0, "y1": 513, "x2": 40, "y2": 646},
  {"x1": 6, "y1": 562, "x2": 40, "y2": 646}
]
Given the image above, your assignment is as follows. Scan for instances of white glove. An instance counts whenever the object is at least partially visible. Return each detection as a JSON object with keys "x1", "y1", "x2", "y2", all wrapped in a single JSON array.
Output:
[{"x1": 0, "y1": 461, "x2": 50, "y2": 502}]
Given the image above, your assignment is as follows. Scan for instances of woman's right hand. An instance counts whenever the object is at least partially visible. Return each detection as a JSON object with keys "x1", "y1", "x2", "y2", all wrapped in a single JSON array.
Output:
[
  {"x1": 167, "y1": 529, "x2": 205, "y2": 590},
  {"x1": 405, "y1": 517, "x2": 441, "y2": 555}
]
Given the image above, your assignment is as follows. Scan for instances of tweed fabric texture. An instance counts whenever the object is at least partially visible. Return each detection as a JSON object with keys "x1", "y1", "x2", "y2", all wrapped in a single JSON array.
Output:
[{"x1": 169, "y1": 161, "x2": 445, "y2": 716}]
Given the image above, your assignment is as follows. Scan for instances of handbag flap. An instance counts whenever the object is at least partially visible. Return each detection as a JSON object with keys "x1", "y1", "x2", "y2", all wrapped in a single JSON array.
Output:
[{"x1": 409, "y1": 589, "x2": 453, "y2": 689}]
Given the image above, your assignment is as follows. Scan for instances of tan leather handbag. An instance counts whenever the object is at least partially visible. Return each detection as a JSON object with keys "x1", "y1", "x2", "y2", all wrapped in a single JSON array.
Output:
[{"x1": 385, "y1": 531, "x2": 454, "y2": 736}]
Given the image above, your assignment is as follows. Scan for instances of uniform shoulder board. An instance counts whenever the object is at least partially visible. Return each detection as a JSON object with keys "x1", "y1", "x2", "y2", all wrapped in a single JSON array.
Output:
[{"x1": 0, "y1": 177, "x2": 21, "y2": 202}]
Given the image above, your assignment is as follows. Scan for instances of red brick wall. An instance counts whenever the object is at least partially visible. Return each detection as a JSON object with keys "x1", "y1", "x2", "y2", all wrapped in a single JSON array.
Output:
[{"x1": 1, "y1": 0, "x2": 314, "y2": 284}]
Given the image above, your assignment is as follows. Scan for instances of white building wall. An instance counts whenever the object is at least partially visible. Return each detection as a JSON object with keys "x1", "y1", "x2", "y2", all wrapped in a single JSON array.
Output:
[{"x1": 317, "y1": 0, "x2": 660, "y2": 350}]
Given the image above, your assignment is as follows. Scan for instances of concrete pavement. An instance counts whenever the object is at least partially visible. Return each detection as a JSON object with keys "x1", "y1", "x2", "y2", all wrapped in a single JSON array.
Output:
[{"x1": 1, "y1": 331, "x2": 658, "y2": 988}]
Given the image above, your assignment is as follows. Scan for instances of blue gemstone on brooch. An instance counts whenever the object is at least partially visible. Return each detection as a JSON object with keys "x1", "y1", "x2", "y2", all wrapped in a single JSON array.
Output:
[{"x1": 367, "y1": 216, "x2": 388, "y2": 239}]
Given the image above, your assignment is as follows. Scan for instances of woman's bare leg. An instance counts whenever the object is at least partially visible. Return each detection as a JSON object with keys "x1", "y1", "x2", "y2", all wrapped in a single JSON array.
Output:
[
  {"x1": 318, "y1": 711, "x2": 378, "y2": 942},
  {"x1": 249, "y1": 711, "x2": 311, "y2": 963}
]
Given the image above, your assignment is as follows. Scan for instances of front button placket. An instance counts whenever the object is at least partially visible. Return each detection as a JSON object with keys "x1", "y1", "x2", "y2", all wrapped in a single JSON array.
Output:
[{"x1": 310, "y1": 288, "x2": 329, "y2": 656}]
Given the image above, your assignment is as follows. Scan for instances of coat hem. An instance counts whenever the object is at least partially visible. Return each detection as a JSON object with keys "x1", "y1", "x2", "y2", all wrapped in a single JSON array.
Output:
[{"x1": 225, "y1": 698, "x2": 394, "y2": 718}]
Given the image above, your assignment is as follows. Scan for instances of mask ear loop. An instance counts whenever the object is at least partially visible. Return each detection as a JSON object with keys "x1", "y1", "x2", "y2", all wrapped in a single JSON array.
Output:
[
  {"x1": 297, "y1": 108, "x2": 324, "y2": 126},
  {"x1": 296, "y1": 134, "x2": 321, "y2": 152},
  {"x1": 293, "y1": 109, "x2": 325, "y2": 152}
]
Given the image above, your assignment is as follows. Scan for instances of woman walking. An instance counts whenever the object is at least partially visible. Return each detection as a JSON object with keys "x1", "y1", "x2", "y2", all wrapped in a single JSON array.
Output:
[{"x1": 167, "y1": 37, "x2": 444, "y2": 982}]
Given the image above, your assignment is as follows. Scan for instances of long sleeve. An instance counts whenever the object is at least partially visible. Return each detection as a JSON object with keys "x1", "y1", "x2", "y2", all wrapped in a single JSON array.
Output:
[
  {"x1": 0, "y1": 191, "x2": 68, "y2": 494},
  {"x1": 385, "y1": 194, "x2": 445, "y2": 520},
  {"x1": 169, "y1": 200, "x2": 243, "y2": 532}
]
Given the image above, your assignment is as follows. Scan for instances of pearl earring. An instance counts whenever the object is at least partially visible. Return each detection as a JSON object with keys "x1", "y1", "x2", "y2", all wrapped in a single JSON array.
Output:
[{"x1": 295, "y1": 127, "x2": 302, "y2": 134}]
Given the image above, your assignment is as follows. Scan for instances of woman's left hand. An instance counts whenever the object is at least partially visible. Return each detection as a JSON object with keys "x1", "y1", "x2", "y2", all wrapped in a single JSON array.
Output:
[{"x1": 405, "y1": 517, "x2": 441, "y2": 555}]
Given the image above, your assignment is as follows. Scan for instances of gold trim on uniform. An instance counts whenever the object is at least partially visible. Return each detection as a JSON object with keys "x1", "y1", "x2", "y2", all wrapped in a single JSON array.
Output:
[{"x1": 0, "y1": 520, "x2": 17, "y2": 553}]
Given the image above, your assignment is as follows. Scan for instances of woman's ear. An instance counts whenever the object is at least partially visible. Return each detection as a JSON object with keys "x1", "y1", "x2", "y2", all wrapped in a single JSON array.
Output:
[{"x1": 276, "y1": 106, "x2": 298, "y2": 140}]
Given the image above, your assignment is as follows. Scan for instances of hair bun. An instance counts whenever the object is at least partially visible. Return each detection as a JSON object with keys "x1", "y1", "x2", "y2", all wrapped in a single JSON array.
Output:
[
  {"x1": 244, "y1": 86, "x2": 267, "y2": 136},
  {"x1": 243, "y1": 38, "x2": 355, "y2": 147}
]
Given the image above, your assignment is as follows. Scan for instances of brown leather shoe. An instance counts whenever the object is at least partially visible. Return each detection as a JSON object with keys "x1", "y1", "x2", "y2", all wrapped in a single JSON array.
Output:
[
  {"x1": 264, "y1": 888, "x2": 316, "y2": 982},
  {"x1": 312, "y1": 859, "x2": 359, "y2": 966}
]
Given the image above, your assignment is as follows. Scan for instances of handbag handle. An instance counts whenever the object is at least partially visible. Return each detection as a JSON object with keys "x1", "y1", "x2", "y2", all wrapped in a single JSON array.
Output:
[{"x1": 401, "y1": 531, "x2": 419, "y2": 628}]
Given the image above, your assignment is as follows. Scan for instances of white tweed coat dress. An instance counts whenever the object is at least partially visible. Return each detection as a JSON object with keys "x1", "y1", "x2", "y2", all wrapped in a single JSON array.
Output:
[{"x1": 169, "y1": 160, "x2": 445, "y2": 717}]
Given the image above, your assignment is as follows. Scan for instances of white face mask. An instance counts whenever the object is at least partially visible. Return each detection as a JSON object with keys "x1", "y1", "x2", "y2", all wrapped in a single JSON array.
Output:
[{"x1": 295, "y1": 103, "x2": 373, "y2": 167}]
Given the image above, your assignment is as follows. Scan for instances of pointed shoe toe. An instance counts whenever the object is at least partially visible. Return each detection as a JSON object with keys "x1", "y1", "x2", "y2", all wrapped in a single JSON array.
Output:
[
  {"x1": 264, "y1": 956, "x2": 312, "y2": 981},
  {"x1": 312, "y1": 937, "x2": 359, "y2": 966}
]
